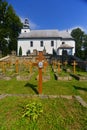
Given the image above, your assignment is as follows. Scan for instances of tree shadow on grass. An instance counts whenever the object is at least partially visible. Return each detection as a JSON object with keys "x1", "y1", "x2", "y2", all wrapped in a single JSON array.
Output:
[
  {"x1": 73, "y1": 85, "x2": 87, "y2": 92},
  {"x1": 24, "y1": 83, "x2": 38, "y2": 94}
]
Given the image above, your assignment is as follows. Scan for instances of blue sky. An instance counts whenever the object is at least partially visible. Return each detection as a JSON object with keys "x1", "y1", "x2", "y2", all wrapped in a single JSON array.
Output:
[{"x1": 7, "y1": 0, "x2": 87, "y2": 33}]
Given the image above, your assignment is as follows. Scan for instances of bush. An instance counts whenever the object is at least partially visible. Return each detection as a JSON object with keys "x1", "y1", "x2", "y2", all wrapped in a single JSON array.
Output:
[{"x1": 22, "y1": 102, "x2": 43, "y2": 122}]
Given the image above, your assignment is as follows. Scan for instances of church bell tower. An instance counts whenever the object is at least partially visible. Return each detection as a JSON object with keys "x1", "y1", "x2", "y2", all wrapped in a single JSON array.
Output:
[{"x1": 21, "y1": 18, "x2": 30, "y2": 33}]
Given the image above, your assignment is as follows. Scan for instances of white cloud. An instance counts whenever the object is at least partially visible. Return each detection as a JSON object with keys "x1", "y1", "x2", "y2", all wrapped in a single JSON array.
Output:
[
  {"x1": 20, "y1": 16, "x2": 39, "y2": 30},
  {"x1": 29, "y1": 20, "x2": 39, "y2": 30}
]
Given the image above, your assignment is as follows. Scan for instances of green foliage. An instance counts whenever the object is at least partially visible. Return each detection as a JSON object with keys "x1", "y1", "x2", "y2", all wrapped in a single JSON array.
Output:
[
  {"x1": 71, "y1": 28, "x2": 87, "y2": 60},
  {"x1": 22, "y1": 102, "x2": 43, "y2": 122},
  {"x1": 0, "y1": 0, "x2": 23, "y2": 56},
  {"x1": 71, "y1": 28, "x2": 84, "y2": 58},
  {"x1": 19, "y1": 46, "x2": 22, "y2": 56}
]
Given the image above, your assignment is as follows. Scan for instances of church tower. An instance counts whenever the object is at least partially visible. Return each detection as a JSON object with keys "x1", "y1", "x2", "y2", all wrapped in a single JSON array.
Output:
[{"x1": 21, "y1": 18, "x2": 31, "y2": 33}]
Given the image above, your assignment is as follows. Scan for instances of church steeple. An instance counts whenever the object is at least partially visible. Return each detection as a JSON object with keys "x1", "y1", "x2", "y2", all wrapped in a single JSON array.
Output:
[
  {"x1": 23, "y1": 18, "x2": 30, "y2": 29},
  {"x1": 21, "y1": 18, "x2": 31, "y2": 33}
]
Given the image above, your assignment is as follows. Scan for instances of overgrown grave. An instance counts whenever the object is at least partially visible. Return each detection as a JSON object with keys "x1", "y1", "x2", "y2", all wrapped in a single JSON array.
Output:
[
  {"x1": 0, "y1": 57, "x2": 36, "y2": 81},
  {"x1": 52, "y1": 60, "x2": 72, "y2": 81},
  {"x1": 70, "y1": 60, "x2": 87, "y2": 81},
  {"x1": 0, "y1": 60, "x2": 12, "y2": 79},
  {"x1": 16, "y1": 58, "x2": 35, "y2": 81}
]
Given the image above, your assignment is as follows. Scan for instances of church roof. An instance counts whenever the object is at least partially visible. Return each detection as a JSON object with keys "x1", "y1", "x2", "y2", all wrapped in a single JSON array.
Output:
[
  {"x1": 58, "y1": 44, "x2": 74, "y2": 49},
  {"x1": 18, "y1": 29, "x2": 73, "y2": 39}
]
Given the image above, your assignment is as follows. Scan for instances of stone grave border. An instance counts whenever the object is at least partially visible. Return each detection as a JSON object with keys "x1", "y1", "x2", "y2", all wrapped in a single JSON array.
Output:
[
  {"x1": 0, "y1": 94, "x2": 87, "y2": 108},
  {"x1": 70, "y1": 73, "x2": 87, "y2": 81}
]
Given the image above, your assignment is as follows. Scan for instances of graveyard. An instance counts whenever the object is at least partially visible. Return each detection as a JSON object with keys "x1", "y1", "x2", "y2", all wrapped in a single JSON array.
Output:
[{"x1": 0, "y1": 53, "x2": 87, "y2": 130}]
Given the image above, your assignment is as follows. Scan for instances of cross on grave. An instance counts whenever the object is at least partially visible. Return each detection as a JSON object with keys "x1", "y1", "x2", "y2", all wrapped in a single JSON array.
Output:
[
  {"x1": 43, "y1": 60, "x2": 48, "y2": 74},
  {"x1": 1, "y1": 61, "x2": 6, "y2": 73},
  {"x1": 71, "y1": 60, "x2": 78, "y2": 74},
  {"x1": 63, "y1": 61, "x2": 68, "y2": 69},
  {"x1": 28, "y1": 60, "x2": 33, "y2": 74},
  {"x1": 57, "y1": 61, "x2": 62, "y2": 73},
  {"x1": 6, "y1": 60, "x2": 11, "y2": 68},
  {"x1": 23, "y1": 59, "x2": 28, "y2": 70},
  {"x1": 35, "y1": 51, "x2": 48, "y2": 94},
  {"x1": 15, "y1": 60, "x2": 19, "y2": 73},
  {"x1": 63, "y1": 61, "x2": 68, "y2": 66},
  {"x1": 52, "y1": 60, "x2": 57, "y2": 69}
]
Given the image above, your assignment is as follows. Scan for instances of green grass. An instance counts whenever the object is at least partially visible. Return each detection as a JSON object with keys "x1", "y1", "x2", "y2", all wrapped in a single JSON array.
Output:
[
  {"x1": 0, "y1": 65, "x2": 87, "y2": 129},
  {"x1": 0, "y1": 97, "x2": 87, "y2": 130},
  {"x1": 0, "y1": 66, "x2": 87, "y2": 101}
]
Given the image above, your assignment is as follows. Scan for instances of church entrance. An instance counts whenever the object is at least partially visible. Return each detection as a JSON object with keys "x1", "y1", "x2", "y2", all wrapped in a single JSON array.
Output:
[
  {"x1": 62, "y1": 50, "x2": 67, "y2": 55},
  {"x1": 62, "y1": 49, "x2": 68, "y2": 62}
]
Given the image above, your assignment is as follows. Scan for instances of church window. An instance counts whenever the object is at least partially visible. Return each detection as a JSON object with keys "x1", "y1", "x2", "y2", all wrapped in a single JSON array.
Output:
[
  {"x1": 51, "y1": 41, "x2": 54, "y2": 46},
  {"x1": 40, "y1": 41, "x2": 43, "y2": 47},
  {"x1": 30, "y1": 41, "x2": 33, "y2": 47}
]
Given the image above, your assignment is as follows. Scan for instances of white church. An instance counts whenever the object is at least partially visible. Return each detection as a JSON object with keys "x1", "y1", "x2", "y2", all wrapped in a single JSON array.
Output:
[{"x1": 17, "y1": 19, "x2": 75, "y2": 56}]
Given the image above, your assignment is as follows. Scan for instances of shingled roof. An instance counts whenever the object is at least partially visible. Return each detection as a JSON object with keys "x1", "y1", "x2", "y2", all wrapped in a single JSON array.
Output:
[{"x1": 18, "y1": 30, "x2": 73, "y2": 39}]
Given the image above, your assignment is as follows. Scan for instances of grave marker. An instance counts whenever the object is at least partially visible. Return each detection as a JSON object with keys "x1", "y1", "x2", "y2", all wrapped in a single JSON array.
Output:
[
  {"x1": 35, "y1": 51, "x2": 48, "y2": 94},
  {"x1": 15, "y1": 60, "x2": 19, "y2": 73},
  {"x1": 57, "y1": 61, "x2": 62, "y2": 73},
  {"x1": 71, "y1": 60, "x2": 78, "y2": 74},
  {"x1": 63, "y1": 61, "x2": 68, "y2": 67},
  {"x1": 28, "y1": 61, "x2": 33, "y2": 74},
  {"x1": 43, "y1": 60, "x2": 48, "y2": 74},
  {"x1": 2, "y1": 61, "x2": 6, "y2": 73}
]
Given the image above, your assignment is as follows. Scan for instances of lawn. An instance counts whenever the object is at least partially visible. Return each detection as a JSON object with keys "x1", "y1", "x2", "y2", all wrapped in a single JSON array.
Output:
[
  {"x1": 0, "y1": 97, "x2": 87, "y2": 130},
  {"x1": 0, "y1": 65, "x2": 87, "y2": 129}
]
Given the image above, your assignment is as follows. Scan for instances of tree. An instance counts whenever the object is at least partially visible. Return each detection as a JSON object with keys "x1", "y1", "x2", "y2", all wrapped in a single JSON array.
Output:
[
  {"x1": 0, "y1": 0, "x2": 23, "y2": 56},
  {"x1": 19, "y1": 46, "x2": 22, "y2": 56},
  {"x1": 83, "y1": 34, "x2": 87, "y2": 60},
  {"x1": 71, "y1": 28, "x2": 84, "y2": 58}
]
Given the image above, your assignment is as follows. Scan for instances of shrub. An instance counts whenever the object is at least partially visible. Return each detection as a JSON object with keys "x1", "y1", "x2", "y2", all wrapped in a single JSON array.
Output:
[{"x1": 22, "y1": 102, "x2": 43, "y2": 122}]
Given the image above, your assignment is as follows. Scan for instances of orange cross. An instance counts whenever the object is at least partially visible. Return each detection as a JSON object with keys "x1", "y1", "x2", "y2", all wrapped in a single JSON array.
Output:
[
  {"x1": 15, "y1": 60, "x2": 19, "y2": 73},
  {"x1": 57, "y1": 61, "x2": 62, "y2": 73},
  {"x1": 34, "y1": 51, "x2": 48, "y2": 94},
  {"x1": 71, "y1": 60, "x2": 78, "y2": 74}
]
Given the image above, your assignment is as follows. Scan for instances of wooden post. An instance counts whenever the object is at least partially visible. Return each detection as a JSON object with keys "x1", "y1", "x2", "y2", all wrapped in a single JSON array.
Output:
[
  {"x1": 2, "y1": 61, "x2": 5, "y2": 73},
  {"x1": 36, "y1": 51, "x2": 47, "y2": 94},
  {"x1": 57, "y1": 61, "x2": 62, "y2": 73},
  {"x1": 15, "y1": 60, "x2": 19, "y2": 73},
  {"x1": 63, "y1": 61, "x2": 68, "y2": 69},
  {"x1": 63, "y1": 61, "x2": 68, "y2": 66},
  {"x1": 71, "y1": 60, "x2": 78, "y2": 74},
  {"x1": 43, "y1": 60, "x2": 48, "y2": 74},
  {"x1": 52, "y1": 60, "x2": 57, "y2": 69},
  {"x1": 28, "y1": 61, "x2": 33, "y2": 74}
]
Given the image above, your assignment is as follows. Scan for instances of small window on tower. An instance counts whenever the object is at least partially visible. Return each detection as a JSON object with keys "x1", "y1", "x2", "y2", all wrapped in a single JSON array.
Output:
[
  {"x1": 30, "y1": 41, "x2": 33, "y2": 47},
  {"x1": 51, "y1": 41, "x2": 54, "y2": 46},
  {"x1": 40, "y1": 41, "x2": 43, "y2": 47}
]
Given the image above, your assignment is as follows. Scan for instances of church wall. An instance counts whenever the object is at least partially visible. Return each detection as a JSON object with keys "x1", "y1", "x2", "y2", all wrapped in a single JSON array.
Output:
[
  {"x1": 18, "y1": 39, "x2": 58, "y2": 56},
  {"x1": 18, "y1": 38, "x2": 75, "y2": 56}
]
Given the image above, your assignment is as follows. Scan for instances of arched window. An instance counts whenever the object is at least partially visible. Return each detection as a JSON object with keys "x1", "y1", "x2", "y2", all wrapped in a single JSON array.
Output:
[
  {"x1": 51, "y1": 41, "x2": 54, "y2": 46},
  {"x1": 40, "y1": 41, "x2": 43, "y2": 47},
  {"x1": 30, "y1": 41, "x2": 33, "y2": 47}
]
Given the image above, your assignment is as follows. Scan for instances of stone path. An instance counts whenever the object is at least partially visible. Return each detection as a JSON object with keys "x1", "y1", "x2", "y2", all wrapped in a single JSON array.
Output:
[{"x1": 0, "y1": 94, "x2": 87, "y2": 108}]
